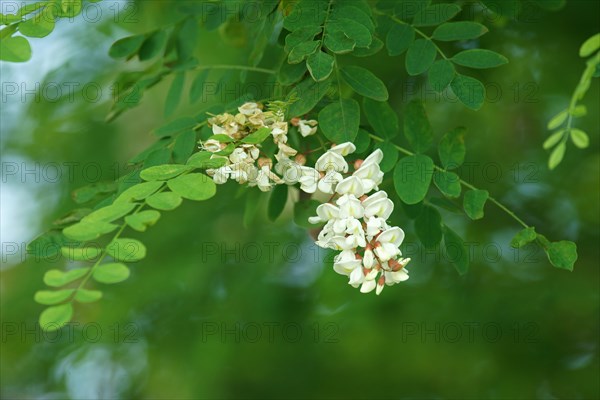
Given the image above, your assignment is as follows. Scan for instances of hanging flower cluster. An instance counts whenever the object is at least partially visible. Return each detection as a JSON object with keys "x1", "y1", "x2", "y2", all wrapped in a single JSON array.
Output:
[{"x1": 200, "y1": 102, "x2": 410, "y2": 294}]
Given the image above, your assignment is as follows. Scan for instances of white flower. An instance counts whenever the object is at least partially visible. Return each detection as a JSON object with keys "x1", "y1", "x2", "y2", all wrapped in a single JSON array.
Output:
[
  {"x1": 363, "y1": 197, "x2": 394, "y2": 219},
  {"x1": 317, "y1": 170, "x2": 343, "y2": 194},
  {"x1": 202, "y1": 139, "x2": 222, "y2": 153},
  {"x1": 229, "y1": 148, "x2": 248, "y2": 164},
  {"x1": 373, "y1": 227, "x2": 405, "y2": 262},
  {"x1": 271, "y1": 121, "x2": 288, "y2": 144},
  {"x1": 360, "y1": 279, "x2": 377, "y2": 293},
  {"x1": 298, "y1": 166, "x2": 319, "y2": 193},
  {"x1": 330, "y1": 142, "x2": 356, "y2": 156},
  {"x1": 335, "y1": 176, "x2": 365, "y2": 197},
  {"x1": 298, "y1": 119, "x2": 318, "y2": 137},
  {"x1": 315, "y1": 151, "x2": 348, "y2": 173},
  {"x1": 308, "y1": 203, "x2": 340, "y2": 224},
  {"x1": 333, "y1": 250, "x2": 361, "y2": 276},
  {"x1": 238, "y1": 102, "x2": 260, "y2": 115},
  {"x1": 363, "y1": 148, "x2": 384, "y2": 165},
  {"x1": 354, "y1": 161, "x2": 384, "y2": 193},
  {"x1": 336, "y1": 194, "x2": 364, "y2": 219},
  {"x1": 213, "y1": 166, "x2": 229, "y2": 184}
]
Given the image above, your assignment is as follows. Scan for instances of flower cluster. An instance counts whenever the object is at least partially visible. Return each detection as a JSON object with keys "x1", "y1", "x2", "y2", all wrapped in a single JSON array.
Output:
[
  {"x1": 203, "y1": 102, "x2": 314, "y2": 191},
  {"x1": 307, "y1": 146, "x2": 411, "y2": 295}
]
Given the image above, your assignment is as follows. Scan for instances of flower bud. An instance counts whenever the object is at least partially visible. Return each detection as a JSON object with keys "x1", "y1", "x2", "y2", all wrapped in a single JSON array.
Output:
[
  {"x1": 294, "y1": 153, "x2": 307, "y2": 165},
  {"x1": 354, "y1": 159, "x2": 364, "y2": 170},
  {"x1": 257, "y1": 157, "x2": 273, "y2": 169}
]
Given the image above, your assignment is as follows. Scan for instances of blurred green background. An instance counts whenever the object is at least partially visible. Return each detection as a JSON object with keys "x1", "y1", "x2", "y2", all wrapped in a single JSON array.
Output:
[{"x1": 1, "y1": 1, "x2": 598, "y2": 399}]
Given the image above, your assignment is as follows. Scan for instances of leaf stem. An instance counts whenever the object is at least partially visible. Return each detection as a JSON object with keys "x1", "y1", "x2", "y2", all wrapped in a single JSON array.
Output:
[{"x1": 368, "y1": 133, "x2": 530, "y2": 229}]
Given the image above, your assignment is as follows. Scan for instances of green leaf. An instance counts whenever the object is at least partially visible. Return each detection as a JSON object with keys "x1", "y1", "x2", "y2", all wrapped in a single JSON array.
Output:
[
  {"x1": 109, "y1": 34, "x2": 145, "y2": 58},
  {"x1": 208, "y1": 134, "x2": 233, "y2": 143},
  {"x1": 406, "y1": 39, "x2": 437, "y2": 76},
  {"x1": 428, "y1": 59, "x2": 455, "y2": 92},
  {"x1": 44, "y1": 268, "x2": 90, "y2": 287},
  {"x1": 412, "y1": 4, "x2": 462, "y2": 27},
  {"x1": 452, "y1": 49, "x2": 508, "y2": 69},
  {"x1": 570, "y1": 128, "x2": 589, "y2": 149},
  {"x1": 375, "y1": 142, "x2": 399, "y2": 173},
  {"x1": 294, "y1": 199, "x2": 320, "y2": 228},
  {"x1": 543, "y1": 130, "x2": 564, "y2": 150},
  {"x1": 547, "y1": 110, "x2": 568, "y2": 130},
  {"x1": 545, "y1": 240, "x2": 577, "y2": 271},
  {"x1": 146, "y1": 192, "x2": 183, "y2": 210},
  {"x1": 438, "y1": 127, "x2": 466, "y2": 169},
  {"x1": 140, "y1": 164, "x2": 193, "y2": 181},
  {"x1": 278, "y1": 61, "x2": 307, "y2": 86},
  {"x1": 433, "y1": 170, "x2": 461, "y2": 198},
  {"x1": 139, "y1": 29, "x2": 167, "y2": 60},
  {"x1": 324, "y1": 29, "x2": 356, "y2": 54},
  {"x1": 340, "y1": 66, "x2": 388, "y2": 101},
  {"x1": 318, "y1": 99, "x2": 360, "y2": 143},
  {"x1": 329, "y1": 19, "x2": 372, "y2": 48},
  {"x1": 82, "y1": 202, "x2": 137, "y2": 223},
  {"x1": 443, "y1": 226, "x2": 469, "y2": 275},
  {"x1": 432, "y1": 22, "x2": 488, "y2": 41},
  {"x1": 125, "y1": 210, "x2": 161, "y2": 232},
  {"x1": 39, "y1": 304, "x2": 73, "y2": 331},
  {"x1": 189, "y1": 69, "x2": 210, "y2": 103},
  {"x1": 28, "y1": 230, "x2": 69, "y2": 259},
  {"x1": 107, "y1": 238, "x2": 147, "y2": 262},
  {"x1": 187, "y1": 152, "x2": 228, "y2": 169},
  {"x1": 570, "y1": 105, "x2": 587, "y2": 117},
  {"x1": 0, "y1": 36, "x2": 32, "y2": 62},
  {"x1": 548, "y1": 142, "x2": 566, "y2": 170},
  {"x1": 61, "y1": 246, "x2": 102, "y2": 262},
  {"x1": 268, "y1": 185, "x2": 288, "y2": 221},
  {"x1": 352, "y1": 37, "x2": 383, "y2": 57},
  {"x1": 154, "y1": 117, "x2": 197, "y2": 137},
  {"x1": 401, "y1": 201, "x2": 423, "y2": 220},
  {"x1": 354, "y1": 129, "x2": 372, "y2": 153},
  {"x1": 463, "y1": 189, "x2": 488, "y2": 220},
  {"x1": 167, "y1": 173, "x2": 217, "y2": 201},
  {"x1": 579, "y1": 33, "x2": 600, "y2": 57},
  {"x1": 393, "y1": 154, "x2": 434, "y2": 204},
  {"x1": 18, "y1": 5, "x2": 55, "y2": 38},
  {"x1": 172, "y1": 130, "x2": 197, "y2": 164},
  {"x1": 404, "y1": 99, "x2": 433, "y2": 153},
  {"x1": 331, "y1": 5, "x2": 375, "y2": 32},
  {"x1": 285, "y1": 25, "x2": 323, "y2": 53},
  {"x1": 306, "y1": 51, "x2": 334, "y2": 82},
  {"x1": 34, "y1": 289, "x2": 74, "y2": 305},
  {"x1": 283, "y1": 1, "x2": 328, "y2": 31},
  {"x1": 165, "y1": 72, "x2": 185, "y2": 117},
  {"x1": 510, "y1": 227, "x2": 537, "y2": 248},
  {"x1": 363, "y1": 98, "x2": 399, "y2": 139},
  {"x1": 72, "y1": 182, "x2": 117, "y2": 204},
  {"x1": 450, "y1": 74, "x2": 485, "y2": 110},
  {"x1": 93, "y1": 263, "x2": 131, "y2": 284},
  {"x1": 386, "y1": 23, "x2": 415, "y2": 56},
  {"x1": 288, "y1": 40, "x2": 320, "y2": 64},
  {"x1": 241, "y1": 127, "x2": 272, "y2": 144},
  {"x1": 74, "y1": 289, "x2": 103, "y2": 303},
  {"x1": 115, "y1": 181, "x2": 163, "y2": 203},
  {"x1": 287, "y1": 78, "x2": 331, "y2": 116},
  {"x1": 415, "y1": 205, "x2": 443, "y2": 249},
  {"x1": 63, "y1": 221, "x2": 118, "y2": 241}
]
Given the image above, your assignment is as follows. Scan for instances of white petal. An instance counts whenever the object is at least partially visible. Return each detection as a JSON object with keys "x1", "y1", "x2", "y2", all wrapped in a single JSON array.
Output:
[
  {"x1": 335, "y1": 176, "x2": 365, "y2": 197},
  {"x1": 360, "y1": 279, "x2": 376, "y2": 293},
  {"x1": 330, "y1": 142, "x2": 356, "y2": 156},
  {"x1": 377, "y1": 227, "x2": 405, "y2": 247}
]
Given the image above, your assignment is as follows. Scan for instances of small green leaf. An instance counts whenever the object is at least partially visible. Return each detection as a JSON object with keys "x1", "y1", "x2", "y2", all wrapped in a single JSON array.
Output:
[
  {"x1": 428, "y1": 59, "x2": 455, "y2": 92},
  {"x1": 340, "y1": 65, "x2": 389, "y2": 101},
  {"x1": 109, "y1": 34, "x2": 145, "y2": 58},
  {"x1": 278, "y1": 61, "x2": 307, "y2": 86},
  {"x1": 570, "y1": 128, "x2": 589, "y2": 149},
  {"x1": 545, "y1": 240, "x2": 578, "y2": 271},
  {"x1": 579, "y1": 33, "x2": 600, "y2": 57},
  {"x1": 165, "y1": 72, "x2": 185, "y2": 117},
  {"x1": 93, "y1": 263, "x2": 131, "y2": 284},
  {"x1": 285, "y1": 25, "x2": 323, "y2": 53},
  {"x1": 167, "y1": 173, "x2": 217, "y2": 201},
  {"x1": 241, "y1": 127, "x2": 272, "y2": 144},
  {"x1": 386, "y1": 23, "x2": 415, "y2": 56},
  {"x1": 412, "y1": 4, "x2": 462, "y2": 27},
  {"x1": 393, "y1": 155, "x2": 434, "y2": 205},
  {"x1": 82, "y1": 202, "x2": 137, "y2": 223},
  {"x1": 438, "y1": 127, "x2": 466, "y2": 169},
  {"x1": 268, "y1": 185, "x2": 288, "y2": 221},
  {"x1": 375, "y1": 142, "x2": 399, "y2": 173},
  {"x1": 146, "y1": 192, "x2": 183, "y2": 210},
  {"x1": 172, "y1": 130, "x2": 197, "y2": 164},
  {"x1": 324, "y1": 29, "x2": 356, "y2": 54},
  {"x1": 404, "y1": 99, "x2": 433, "y2": 153},
  {"x1": 543, "y1": 130, "x2": 564, "y2": 150},
  {"x1": 74, "y1": 289, "x2": 103, "y2": 303},
  {"x1": 329, "y1": 19, "x2": 372, "y2": 48},
  {"x1": 34, "y1": 289, "x2": 74, "y2": 305},
  {"x1": 288, "y1": 40, "x2": 320, "y2": 64},
  {"x1": 18, "y1": 5, "x2": 55, "y2": 38},
  {"x1": 406, "y1": 38, "x2": 437, "y2": 76},
  {"x1": 125, "y1": 210, "x2": 161, "y2": 232},
  {"x1": 106, "y1": 238, "x2": 147, "y2": 262},
  {"x1": 138, "y1": 30, "x2": 167, "y2": 61},
  {"x1": 432, "y1": 21, "x2": 488, "y2": 41},
  {"x1": 363, "y1": 98, "x2": 399, "y2": 139},
  {"x1": 450, "y1": 74, "x2": 485, "y2": 110},
  {"x1": 287, "y1": 78, "x2": 331, "y2": 116},
  {"x1": 140, "y1": 164, "x2": 193, "y2": 181},
  {"x1": 570, "y1": 105, "x2": 587, "y2": 117},
  {"x1": 63, "y1": 221, "x2": 118, "y2": 241},
  {"x1": 28, "y1": 230, "x2": 69, "y2": 259},
  {"x1": 433, "y1": 170, "x2": 461, "y2": 198},
  {"x1": 548, "y1": 142, "x2": 566, "y2": 170},
  {"x1": 463, "y1": 189, "x2": 488, "y2": 220},
  {"x1": 189, "y1": 69, "x2": 210, "y2": 103},
  {"x1": 352, "y1": 36, "x2": 383, "y2": 57},
  {"x1": 510, "y1": 227, "x2": 537, "y2": 248},
  {"x1": 354, "y1": 129, "x2": 372, "y2": 153},
  {"x1": 61, "y1": 246, "x2": 102, "y2": 262},
  {"x1": 187, "y1": 152, "x2": 228, "y2": 169},
  {"x1": 39, "y1": 304, "x2": 73, "y2": 331},
  {"x1": 443, "y1": 226, "x2": 469, "y2": 275},
  {"x1": 44, "y1": 268, "x2": 90, "y2": 287},
  {"x1": 306, "y1": 51, "x2": 334, "y2": 82},
  {"x1": 318, "y1": 99, "x2": 360, "y2": 143},
  {"x1": 0, "y1": 36, "x2": 32, "y2": 62},
  {"x1": 452, "y1": 49, "x2": 508, "y2": 69},
  {"x1": 415, "y1": 205, "x2": 443, "y2": 249}
]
